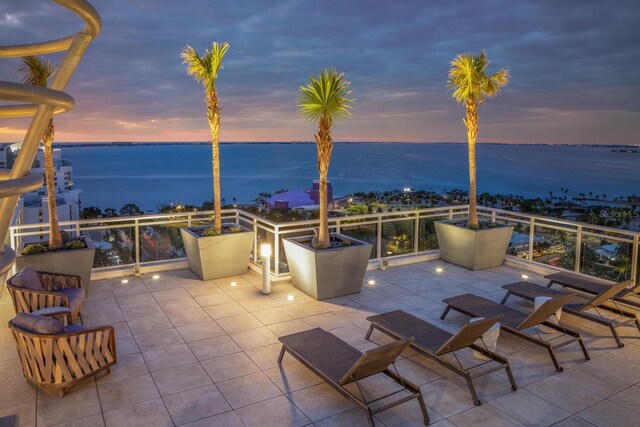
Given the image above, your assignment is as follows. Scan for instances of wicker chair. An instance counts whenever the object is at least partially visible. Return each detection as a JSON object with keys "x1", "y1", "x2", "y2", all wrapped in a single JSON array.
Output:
[
  {"x1": 9, "y1": 318, "x2": 116, "y2": 396},
  {"x1": 7, "y1": 270, "x2": 85, "y2": 324}
]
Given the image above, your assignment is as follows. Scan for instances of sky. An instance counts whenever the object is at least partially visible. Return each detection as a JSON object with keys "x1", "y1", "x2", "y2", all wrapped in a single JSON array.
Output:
[{"x1": 1, "y1": 0, "x2": 639, "y2": 144}]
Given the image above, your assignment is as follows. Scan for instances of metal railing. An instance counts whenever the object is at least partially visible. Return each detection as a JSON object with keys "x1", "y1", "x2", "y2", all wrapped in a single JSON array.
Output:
[{"x1": 8, "y1": 205, "x2": 639, "y2": 284}]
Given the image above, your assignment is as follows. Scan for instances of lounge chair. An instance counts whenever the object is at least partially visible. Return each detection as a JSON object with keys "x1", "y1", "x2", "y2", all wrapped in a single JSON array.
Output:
[
  {"x1": 7, "y1": 267, "x2": 85, "y2": 325},
  {"x1": 366, "y1": 310, "x2": 516, "y2": 405},
  {"x1": 502, "y1": 281, "x2": 640, "y2": 347},
  {"x1": 278, "y1": 327, "x2": 430, "y2": 426},
  {"x1": 441, "y1": 293, "x2": 589, "y2": 371},
  {"x1": 546, "y1": 272, "x2": 639, "y2": 309},
  {"x1": 9, "y1": 313, "x2": 116, "y2": 396}
]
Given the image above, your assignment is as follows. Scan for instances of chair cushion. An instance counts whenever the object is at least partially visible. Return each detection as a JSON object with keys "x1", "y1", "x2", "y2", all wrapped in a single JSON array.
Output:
[
  {"x1": 12, "y1": 313, "x2": 64, "y2": 334},
  {"x1": 64, "y1": 323, "x2": 88, "y2": 334},
  {"x1": 54, "y1": 288, "x2": 85, "y2": 318},
  {"x1": 10, "y1": 267, "x2": 44, "y2": 291}
]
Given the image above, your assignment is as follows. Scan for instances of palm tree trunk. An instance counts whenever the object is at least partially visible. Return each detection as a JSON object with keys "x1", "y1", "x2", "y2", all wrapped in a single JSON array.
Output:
[
  {"x1": 43, "y1": 119, "x2": 63, "y2": 249},
  {"x1": 315, "y1": 114, "x2": 333, "y2": 248},
  {"x1": 464, "y1": 100, "x2": 479, "y2": 228},
  {"x1": 207, "y1": 91, "x2": 222, "y2": 231}
]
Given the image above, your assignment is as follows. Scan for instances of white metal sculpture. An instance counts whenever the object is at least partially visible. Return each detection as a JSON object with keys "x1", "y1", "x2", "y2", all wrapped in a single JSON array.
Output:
[{"x1": 0, "y1": 0, "x2": 101, "y2": 280}]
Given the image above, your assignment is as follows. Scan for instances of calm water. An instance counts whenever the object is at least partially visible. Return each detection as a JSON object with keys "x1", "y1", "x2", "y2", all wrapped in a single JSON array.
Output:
[{"x1": 63, "y1": 143, "x2": 640, "y2": 211}]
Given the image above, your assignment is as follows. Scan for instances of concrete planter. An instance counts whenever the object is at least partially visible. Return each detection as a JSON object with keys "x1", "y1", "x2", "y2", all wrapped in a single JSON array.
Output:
[
  {"x1": 16, "y1": 239, "x2": 95, "y2": 287},
  {"x1": 435, "y1": 221, "x2": 513, "y2": 270},
  {"x1": 283, "y1": 233, "x2": 373, "y2": 300},
  {"x1": 180, "y1": 224, "x2": 255, "y2": 280}
]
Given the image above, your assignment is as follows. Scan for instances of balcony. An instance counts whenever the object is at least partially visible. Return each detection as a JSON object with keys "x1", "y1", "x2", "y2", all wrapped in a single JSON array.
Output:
[{"x1": 1, "y1": 207, "x2": 639, "y2": 426}]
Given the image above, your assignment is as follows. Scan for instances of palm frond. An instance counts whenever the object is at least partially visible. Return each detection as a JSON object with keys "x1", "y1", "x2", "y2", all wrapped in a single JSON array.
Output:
[
  {"x1": 297, "y1": 68, "x2": 355, "y2": 124},
  {"x1": 447, "y1": 50, "x2": 509, "y2": 104},
  {"x1": 18, "y1": 55, "x2": 55, "y2": 88},
  {"x1": 181, "y1": 42, "x2": 230, "y2": 91}
]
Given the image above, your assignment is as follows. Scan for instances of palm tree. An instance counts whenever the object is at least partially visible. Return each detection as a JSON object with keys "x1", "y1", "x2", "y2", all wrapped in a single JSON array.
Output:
[
  {"x1": 298, "y1": 68, "x2": 354, "y2": 248},
  {"x1": 18, "y1": 56, "x2": 63, "y2": 249},
  {"x1": 181, "y1": 42, "x2": 230, "y2": 232},
  {"x1": 447, "y1": 51, "x2": 509, "y2": 228}
]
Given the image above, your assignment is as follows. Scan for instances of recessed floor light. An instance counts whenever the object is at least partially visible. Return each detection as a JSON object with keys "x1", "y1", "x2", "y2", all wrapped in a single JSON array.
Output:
[
  {"x1": 435, "y1": 267, "x2": 444, "y2": 273},
  {"x1": 230, "y1": 281, "x2": 237, "y2": 287},
  {"x1": 121, "y1": 279, "x2": 129, "y2": 284},
  {"x1": 521, "y1": 274, "x2": 529, "y2": 280},
  {"x1": 152, "y1": 274, "x2": 160, "y2": 279},
  {"x1": 367, "y1": 279, "x2": 376, "y2": 285},
  {"x1": 286, "y1": 295, "x2": 295, "y2": 302}
]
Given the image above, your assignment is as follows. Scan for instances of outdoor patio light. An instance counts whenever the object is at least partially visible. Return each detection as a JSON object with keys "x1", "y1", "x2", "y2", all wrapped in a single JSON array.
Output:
[
  {"x1": 152, "y1": 274, "x2": 160, "y2": 279},
  {"x1": 521, "y1": 274, "x2": 529, "y2": 280},
  {"x1": 368, "y1": 279, "x2": 376, "y2": 285},
  {"x1": 121, "y1": 279, "x2": 129, "y2": 284},
  {"x1": 261, "y1": 243, "x2": 272, "y2": 294},
  {"x1": 435, "y1": 267, "x2": 444, "y2": 273},
  {"x1": 287, "y1": 294, "x2": 295, "y2": 302},
  {"x1": 230, "y1": 281, "x2": 237, "y2": 287}
]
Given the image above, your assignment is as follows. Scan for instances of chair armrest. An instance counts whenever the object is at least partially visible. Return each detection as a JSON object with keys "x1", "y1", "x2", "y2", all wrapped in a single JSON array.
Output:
[
  {"x1": 7, "y1": 284, "x2": 69, "y2": 312},
  {"x1": 31, "y1": 307, "x2": 72, "y2": 317},
  {"x1": 37, "y1": 271, "x2": 83, "y2": 290}
]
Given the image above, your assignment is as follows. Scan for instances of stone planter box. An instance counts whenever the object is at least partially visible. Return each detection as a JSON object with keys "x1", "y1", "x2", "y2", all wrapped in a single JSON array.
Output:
[
  {"x1": 16, "y1": 239, "x2": 95, "y2": 288},
  {"x1": 435, "y1": 221, "x2": 513, "y2": 270},
  {"x1": 283, "y1": 233, "x2": 372, "y2": 300},
  {"x1": 180, "y1": 225, "x2": 255, "y2": 280}
]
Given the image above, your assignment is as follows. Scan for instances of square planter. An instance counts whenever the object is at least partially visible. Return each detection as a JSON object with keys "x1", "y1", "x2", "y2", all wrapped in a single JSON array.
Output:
[
  {"x1": 16, "y1": 239, "x2": 95, "y2": 287},
  {"x1": 283, "y1": 233, "x2": 373, "y2": 300},
  {"x1": 180, "y1": 224, "x2": 255, "y2": 280},
  {"x1": 435, "y1": 221, "x2": 513, "y2": 270}
]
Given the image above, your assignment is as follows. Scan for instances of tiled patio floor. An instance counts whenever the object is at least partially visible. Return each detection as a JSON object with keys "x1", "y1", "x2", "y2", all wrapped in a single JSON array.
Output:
[{"x1": 1, "y1": 260, "x2": 639, "y2": 426}]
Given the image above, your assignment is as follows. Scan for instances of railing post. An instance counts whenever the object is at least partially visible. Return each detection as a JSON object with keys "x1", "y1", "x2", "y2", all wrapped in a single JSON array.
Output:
[
  {"x1": 448, "y1": 207, "x2": 453, "y2": 221},
  {"x1": 274, "y1": 225, "x2": 280, "y2": 278},
  {"x1": 253, "y1": 218, "x2": 258, "y2": 263},
  {"x1": 376, "y1": 214, "x2": 383, "y2": 263},
  {"x1": 235, "y1": 208, "x2": 239, "y2": 225},
  {"x1": 9, "y1": 227, "x2": 16, "y2": 252},
  {"x1": 335, "y1": 219, "x2": 341, "y2": 234},
  {"x1": 632, "y1": 235, "x2": 639, "y2": 285},
  {"x1": 574, "y1": 226, "x2": 582, "y2": 273},
  {"x1": 491, "y1": 210, "x2": 496, "y2": 224},
  {"x1": 414, "y1": 212, "x2": 419, "y2": 254},
  {"x1": 528, "y1": 217, "x2": 535, "y2": 262},
  {"x1": 187, "y1": 214, "x2": 192, "y2": 228},
  {"x1": 134, "y1": 218, "x2": 140, "y2": 275}
]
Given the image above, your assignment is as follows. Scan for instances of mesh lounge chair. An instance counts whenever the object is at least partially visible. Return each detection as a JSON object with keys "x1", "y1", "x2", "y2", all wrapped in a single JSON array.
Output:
[
  {"x1": 502, "y1": 281, "x2": 640, "y2": 348},
  {"x1": 366, "y1": 310, "x2": 516, "y2": 405},
  {"x1": 546, "y1": 272, "x2": 639, "y2": 309},
  {"x1": 278, "y1": 327, "x2": 430, "y2": 426},
  {"x1": 441, "y1": 293, "x2": 589, "y2": 371}
]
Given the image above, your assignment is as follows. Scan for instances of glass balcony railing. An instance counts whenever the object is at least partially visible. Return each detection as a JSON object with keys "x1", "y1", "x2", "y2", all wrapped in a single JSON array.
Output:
[{"x1": 9, "y1": 205, "x2": 639, "y2": 285}]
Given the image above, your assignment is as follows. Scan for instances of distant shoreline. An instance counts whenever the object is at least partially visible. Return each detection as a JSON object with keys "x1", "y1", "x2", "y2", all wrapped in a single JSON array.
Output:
[{"x1": 52, "y1": 141, "x2": 640, "y2": 148}]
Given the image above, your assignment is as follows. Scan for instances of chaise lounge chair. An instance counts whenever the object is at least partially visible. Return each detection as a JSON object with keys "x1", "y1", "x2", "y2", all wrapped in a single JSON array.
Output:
[
  {"x1": 546, "y1": 272, "x2": 639, "y2": 309},
  {"x1": 441, "y1": 293, "x2": 589, "y2": 371},
  {"x1": 365, "y1": 310, "x2": 516, "y2": 405},
  {"x1": 501, "y1": 281, "x2": 640, "y2": 347},
  {"x1": 278, "y1": 327, "x2": 430, "y2": 426}
]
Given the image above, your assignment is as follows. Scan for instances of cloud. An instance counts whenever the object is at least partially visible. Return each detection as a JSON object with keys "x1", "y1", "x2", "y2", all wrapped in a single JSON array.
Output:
[{"x1": 0, "y1": 0, "x2": 638, "y2": 144}]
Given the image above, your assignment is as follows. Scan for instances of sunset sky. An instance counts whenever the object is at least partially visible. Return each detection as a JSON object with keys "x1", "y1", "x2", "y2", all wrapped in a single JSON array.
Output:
[{"x1": 1, "y1": 0, "x2": 639, "y2": 144}]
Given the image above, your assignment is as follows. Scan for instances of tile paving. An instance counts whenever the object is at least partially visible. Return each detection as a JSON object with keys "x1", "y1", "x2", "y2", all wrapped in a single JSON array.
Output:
[{"x1": 1, "y1": 260, "x2": 639, "y2": 426}]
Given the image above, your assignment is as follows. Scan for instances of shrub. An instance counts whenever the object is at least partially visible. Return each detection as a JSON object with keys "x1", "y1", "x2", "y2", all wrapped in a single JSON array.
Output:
[
  {"x1": 202, "y1": 227, "x2": 221, "y2": 237},
  {"x1": 228, "y1": 226, "x2": 243, "y2": 233},
  {"x1": 63, "y1": 239, "x2": 86, "y2": 250},
  {"x1": 22, "y1": 244, "x2": 47, "y2": 255}
]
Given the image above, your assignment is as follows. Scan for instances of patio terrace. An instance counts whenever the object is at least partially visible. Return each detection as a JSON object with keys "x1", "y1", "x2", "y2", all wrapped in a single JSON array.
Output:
[{"x1": 1, "y1": 260, "x2": 638, "y2": 427}]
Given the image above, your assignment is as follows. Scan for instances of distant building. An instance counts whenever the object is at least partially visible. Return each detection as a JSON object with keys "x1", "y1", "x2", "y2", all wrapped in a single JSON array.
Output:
[
  {"x1": 0, "y1": 143, "x2": 17, "y2": 169},
  {"x1": 267, "y1": 180, "x2": 334, "y2": 209},
  {"x1": 4, "y1": 145, "x2": 81, "y2": 240}
]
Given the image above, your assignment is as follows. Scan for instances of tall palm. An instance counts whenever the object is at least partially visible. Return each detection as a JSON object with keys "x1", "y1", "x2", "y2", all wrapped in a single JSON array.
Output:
[
  {"x1": 448, "y1": 51, "x2": 509, "y2": 228},
  {"x1": 298, "y1": 68, "x2": 354, "y2": 248},
  {"x1": 18, "y1": 56, "x2": 63, "y2": 249},
  {"x1": 181, "y1": 42, "x2": 230, "y2": 231}
]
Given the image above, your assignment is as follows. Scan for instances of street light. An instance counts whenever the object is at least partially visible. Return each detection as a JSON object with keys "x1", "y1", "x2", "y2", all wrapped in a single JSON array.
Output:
[{"x1": 261, "y1": 243, "x2": 272, "y2": 294}]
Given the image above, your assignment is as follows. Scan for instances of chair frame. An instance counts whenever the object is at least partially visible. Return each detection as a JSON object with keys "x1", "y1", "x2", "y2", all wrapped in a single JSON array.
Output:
[
  {"x1": 9, "y1": 320, "x2": 116, "y2": 397},
  {"x1": 7, "y1": 270, "x2": 84, "y2": 324}
]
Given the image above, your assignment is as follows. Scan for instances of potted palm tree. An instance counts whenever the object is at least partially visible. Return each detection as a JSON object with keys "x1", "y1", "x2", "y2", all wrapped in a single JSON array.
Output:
[
  {"x1": 180, "y1": 42, "x2": 254, "y2": 280},
  {"x1": 282, "y1": 68, "x2": 372, "y2": 300},
  {"x1": 435, "y1": 51, "x2": 513, "y2": 270},
  {"x1": 15, "y1": 56, "x2": 95, "y2": 286}
]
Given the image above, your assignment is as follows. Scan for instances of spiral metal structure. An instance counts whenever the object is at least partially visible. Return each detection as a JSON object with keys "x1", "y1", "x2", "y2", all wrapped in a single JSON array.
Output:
[{"x1": 0, "y1": 0, "x2": 101, "y2": 279}]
